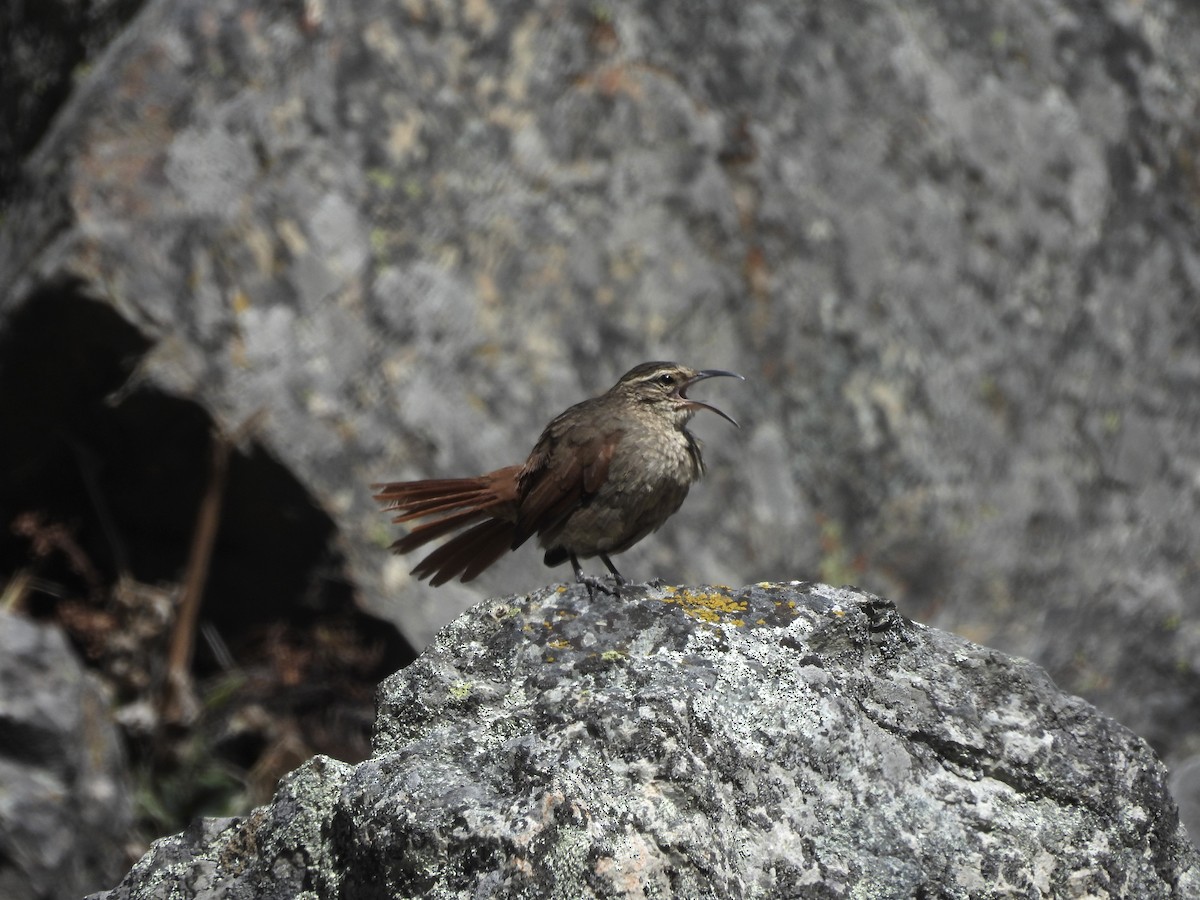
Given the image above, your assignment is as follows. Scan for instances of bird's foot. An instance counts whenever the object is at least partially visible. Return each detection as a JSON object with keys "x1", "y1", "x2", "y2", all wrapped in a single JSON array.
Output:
[
  {"x1": 578, "y1": 573, "x2": 619, "y2": 600},
  {"x1": 571, "y1": 553, "x2": 627, "y2": 599},
  {"x1": 598, "y1": 554, "x2": 629, "y2": 596}
]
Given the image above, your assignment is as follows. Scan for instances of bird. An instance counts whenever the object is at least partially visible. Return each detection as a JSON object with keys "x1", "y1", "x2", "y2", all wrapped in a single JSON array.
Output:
[{"x1": 372, "y1": 361, "x2": 743, "y2": 596}]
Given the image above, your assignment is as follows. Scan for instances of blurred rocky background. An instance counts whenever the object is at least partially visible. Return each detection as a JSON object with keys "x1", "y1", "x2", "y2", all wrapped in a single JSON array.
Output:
[{"x1": 1, "y1": 0, "x2": 1198, "y2": 895}]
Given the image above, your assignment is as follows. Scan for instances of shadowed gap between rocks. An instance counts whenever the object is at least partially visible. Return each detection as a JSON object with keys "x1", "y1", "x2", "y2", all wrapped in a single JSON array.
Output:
[{"x1": 0, "y1": 280, "x2": 415, "y2": 849}]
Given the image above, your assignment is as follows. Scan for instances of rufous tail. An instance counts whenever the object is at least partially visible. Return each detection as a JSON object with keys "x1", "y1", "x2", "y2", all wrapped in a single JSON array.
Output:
[{"x1": 372, "y1": 465, "x2": 522, "y2": 586}]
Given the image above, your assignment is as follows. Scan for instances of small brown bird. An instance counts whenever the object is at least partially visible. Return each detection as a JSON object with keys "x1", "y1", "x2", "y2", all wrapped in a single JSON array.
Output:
[{"x1": 373, "y1": 361, "x2": 743, "y2": 596}]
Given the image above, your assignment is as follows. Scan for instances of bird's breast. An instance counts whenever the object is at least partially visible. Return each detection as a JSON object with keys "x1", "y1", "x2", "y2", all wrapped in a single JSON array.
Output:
[
  {"x1": 543, "y1": 424, "x2": 702, "y2": 557},
  {"x1": 609, "y1": 426, "x2": 702, "y2": 494}
]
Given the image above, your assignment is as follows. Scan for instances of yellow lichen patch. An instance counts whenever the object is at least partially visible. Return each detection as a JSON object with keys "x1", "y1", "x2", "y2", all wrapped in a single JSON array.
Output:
[
  {"x1": 547, "y1": 639, "x2": 571, "y2": 650},
  {"x1": 661, "y1": 589, "x2": 749, "y2": 625}
]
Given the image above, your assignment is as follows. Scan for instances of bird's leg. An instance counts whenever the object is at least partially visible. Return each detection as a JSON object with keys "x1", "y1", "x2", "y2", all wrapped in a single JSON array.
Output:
[
  {"x1": 598, "y1": 553, "x2": 629, "y2": 589},
  {"x1": 571, "y1": 554, "x2": 617, "y2": 599}
]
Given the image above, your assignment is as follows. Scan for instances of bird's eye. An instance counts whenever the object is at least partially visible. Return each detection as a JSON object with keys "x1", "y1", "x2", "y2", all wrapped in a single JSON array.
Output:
[{"x1": 657, "y1": 373, "x2": 675, "y2": 386}]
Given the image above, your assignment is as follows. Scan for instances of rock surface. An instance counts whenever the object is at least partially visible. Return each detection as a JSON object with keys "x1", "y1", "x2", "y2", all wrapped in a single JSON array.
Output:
[
  {"x1": 92, "y1": 583, "x2": 1199, "y2": 899},
  {"x1": 0, "y1": 612, "x2": 133, "y2": 900}
]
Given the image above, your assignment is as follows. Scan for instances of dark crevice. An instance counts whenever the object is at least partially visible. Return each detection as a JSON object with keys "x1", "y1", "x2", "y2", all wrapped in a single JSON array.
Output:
[
  {"x1": 0, "y1": 281, "x2": 414, "y2": 839},
  {"x1": 859, "y1": 699, "x2": 1105, "y2": 821},
  {"x1": 0, "y1": 282, "x2": 413, "y2": 669}
]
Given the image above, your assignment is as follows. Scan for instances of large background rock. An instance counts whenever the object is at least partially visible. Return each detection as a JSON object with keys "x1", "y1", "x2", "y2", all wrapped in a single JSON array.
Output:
[
  {"x1": 92, "y1": 583, "x2": 1200, "y2": 899},
  {"x1": 2, "y1": 0, "x2": 1199, "y2": 868}
]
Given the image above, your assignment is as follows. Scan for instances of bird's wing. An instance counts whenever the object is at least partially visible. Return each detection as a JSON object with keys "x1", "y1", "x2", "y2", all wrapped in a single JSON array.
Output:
[{"x1": 511, "y1": 423, "x2": 621, "y2": 548}]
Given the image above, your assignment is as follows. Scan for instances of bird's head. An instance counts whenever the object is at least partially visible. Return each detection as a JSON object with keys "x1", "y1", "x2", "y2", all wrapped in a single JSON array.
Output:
[{"x1": 613, "y1": 361, "x2": 744, "y2": 428}]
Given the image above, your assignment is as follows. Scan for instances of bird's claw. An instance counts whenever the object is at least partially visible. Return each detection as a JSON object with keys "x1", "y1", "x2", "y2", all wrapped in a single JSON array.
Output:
[{"x1": 578, "y1": 573, "x2": 620, "y2": 600}]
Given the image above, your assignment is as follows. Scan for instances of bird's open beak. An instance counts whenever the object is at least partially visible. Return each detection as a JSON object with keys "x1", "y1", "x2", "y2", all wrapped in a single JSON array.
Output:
[{"x1": 676, "y1": 369, "x2": 745, "y2": 427}]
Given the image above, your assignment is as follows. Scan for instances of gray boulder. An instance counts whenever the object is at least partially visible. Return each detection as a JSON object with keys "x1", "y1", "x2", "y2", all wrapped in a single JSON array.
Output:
[
  {"x1": 0, "y1": 612, "x2": 133, "y2": 900},
  {"x1": 91, "y1": 583, "x2": 1199, "y2": 899}
]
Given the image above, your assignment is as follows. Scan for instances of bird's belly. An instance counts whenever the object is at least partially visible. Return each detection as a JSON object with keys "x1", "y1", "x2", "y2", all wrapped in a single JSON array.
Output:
[{"x1": 543, "y1": 432, "x2": 699, "y2": 557}]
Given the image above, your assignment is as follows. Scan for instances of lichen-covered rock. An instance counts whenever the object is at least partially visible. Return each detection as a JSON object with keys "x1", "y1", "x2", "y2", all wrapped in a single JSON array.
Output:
[{"x1": 91, "y1": 583, "x2": 1200, "y2": 899}]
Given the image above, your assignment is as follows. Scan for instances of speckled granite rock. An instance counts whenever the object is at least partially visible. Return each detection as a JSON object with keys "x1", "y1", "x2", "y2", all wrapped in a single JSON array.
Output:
[{"x1": 90, "y1": 583, "x2": 1199, "y2": 899}]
